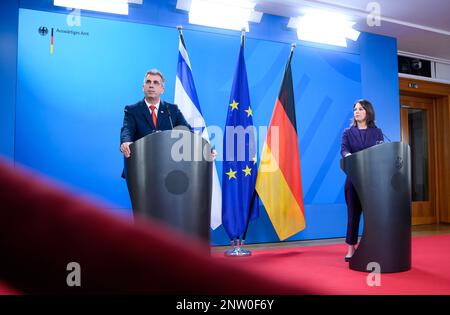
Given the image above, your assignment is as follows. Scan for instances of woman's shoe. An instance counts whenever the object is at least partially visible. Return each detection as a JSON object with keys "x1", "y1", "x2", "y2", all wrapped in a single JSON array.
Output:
[{"x1": 345, "y1": 245, "x2": 355, "y2": 262}]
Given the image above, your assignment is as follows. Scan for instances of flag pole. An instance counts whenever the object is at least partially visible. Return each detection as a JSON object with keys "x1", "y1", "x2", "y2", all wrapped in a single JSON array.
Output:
[
  {"x1": 236, "y1": 27, "x2": 253, "y2": 256},
  {"x1": 224, "y1": 28, "x2": 253, "y2": 257},
  {"x1": 288, "y1": 43, "x2": 296, "y2": 65},
  {"x1": 177, "y1": 25, "x2": 186, "y2": 46}
]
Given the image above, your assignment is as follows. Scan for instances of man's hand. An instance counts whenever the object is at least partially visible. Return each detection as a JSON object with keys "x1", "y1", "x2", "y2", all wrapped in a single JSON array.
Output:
[
  {"x1": 120, "y1": 142, "x2": 133, "y2": 158},
  {"x1": 210, "y1": 149, "x2": 217, "y2": 161}
]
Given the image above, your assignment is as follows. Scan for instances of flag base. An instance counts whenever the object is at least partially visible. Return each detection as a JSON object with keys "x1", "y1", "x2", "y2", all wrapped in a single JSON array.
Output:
[
  {"x1": 224, "y1": 247, "x2": 251, "y2": 256},
  {"x1": 224, "y1": 240, "x2": 251, "y2": 257}
]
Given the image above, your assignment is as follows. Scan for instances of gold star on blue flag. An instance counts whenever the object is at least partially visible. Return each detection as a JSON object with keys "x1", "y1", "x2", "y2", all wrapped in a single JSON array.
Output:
[
  {"x1": 226, "y1": 168, "x2": 237, "y2": 179},
  {"x1": 222, "y1": 35, "x2": 259, "y2": 241}
]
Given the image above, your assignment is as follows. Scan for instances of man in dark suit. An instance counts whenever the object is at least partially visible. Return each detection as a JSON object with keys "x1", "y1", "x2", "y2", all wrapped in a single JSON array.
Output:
[{"x1": 120, "y1": 69, "x2": 191, "y2": 158}]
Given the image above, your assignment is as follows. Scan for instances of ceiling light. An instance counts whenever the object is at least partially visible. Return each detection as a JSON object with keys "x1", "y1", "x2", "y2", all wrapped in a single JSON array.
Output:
[
  {"x1": 289, "y1": 10, "x2": 360, "y2": 47},
  {"x1": 178, "y1": 0, "x2": 261, "y2": 32}
]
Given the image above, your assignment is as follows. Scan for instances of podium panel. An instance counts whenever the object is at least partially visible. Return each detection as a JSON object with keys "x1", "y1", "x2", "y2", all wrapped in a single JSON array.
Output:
[
  {"x1": 341, "y1": 142, "x2": 412, "y2": 273},
  {"x1": 125, "y1": 129, "x2": 213, "y2": 242}
]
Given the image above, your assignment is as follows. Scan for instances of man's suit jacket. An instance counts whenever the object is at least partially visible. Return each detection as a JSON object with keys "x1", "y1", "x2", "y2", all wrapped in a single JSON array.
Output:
[{"x1": 120, "y1": 99, "x2": 192, "y2": 144}]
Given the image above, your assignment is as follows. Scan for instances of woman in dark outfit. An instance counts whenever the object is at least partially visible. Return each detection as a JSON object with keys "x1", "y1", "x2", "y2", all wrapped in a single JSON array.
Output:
[{"x1": 341, "y1": 99, "x2": 384, "y2": 261}]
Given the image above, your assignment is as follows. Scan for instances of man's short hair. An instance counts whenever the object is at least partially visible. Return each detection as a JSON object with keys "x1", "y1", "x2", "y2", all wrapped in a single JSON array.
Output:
[{"x1": 144, "y1": 69, "x2": 165, "y2": 85}]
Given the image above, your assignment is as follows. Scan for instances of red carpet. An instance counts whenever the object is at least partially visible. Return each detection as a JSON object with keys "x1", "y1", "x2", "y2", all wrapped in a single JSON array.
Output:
[
  {"x1": 0, "y1": 159, "x2": 307, "y2": 294},
  {"x1": 1, "y1": 159, "x2": 449, "y2": 295},
  {"x1": 0, "y1": 281, "x2": 20, "y2": 295},
  {"x1": 214, "y1": 234, "x2": 450, "y2": 294}
]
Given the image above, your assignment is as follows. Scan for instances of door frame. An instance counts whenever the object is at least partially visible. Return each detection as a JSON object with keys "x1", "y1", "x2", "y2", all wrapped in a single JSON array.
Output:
[{"x1": 399, "y1": 77, "x2": 450, "y2": 224}]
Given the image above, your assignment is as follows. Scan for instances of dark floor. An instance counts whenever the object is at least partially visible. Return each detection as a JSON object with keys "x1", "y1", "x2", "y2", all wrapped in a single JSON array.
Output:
[{"x1": 211, "y1": 223, "x2": 450, "y2": 252}]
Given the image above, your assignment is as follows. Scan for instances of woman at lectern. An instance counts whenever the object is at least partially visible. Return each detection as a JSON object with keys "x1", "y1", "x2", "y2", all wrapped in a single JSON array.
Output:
[{"x1": 341, "y1": 99, "x2": 384, "y2": 262}]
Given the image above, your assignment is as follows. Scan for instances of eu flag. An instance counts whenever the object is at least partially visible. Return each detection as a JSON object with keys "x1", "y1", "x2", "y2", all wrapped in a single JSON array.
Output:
[{"x1": 222, "y1": 35, "x2": 259, "y2": 241}]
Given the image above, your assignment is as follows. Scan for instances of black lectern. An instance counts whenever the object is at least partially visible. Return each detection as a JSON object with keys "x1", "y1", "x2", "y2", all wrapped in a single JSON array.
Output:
[
  {"x1": 124, "y1": 129, "x2": 213, "y2": 242},
  {"x1": 341, "y1": 142, "x2": 412, "y2": 273}
]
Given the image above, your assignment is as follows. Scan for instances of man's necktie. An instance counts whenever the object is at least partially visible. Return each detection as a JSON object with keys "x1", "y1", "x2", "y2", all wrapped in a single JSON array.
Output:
[{"x1": 149, "y1": 105, "x2": 157, "y2": 128}]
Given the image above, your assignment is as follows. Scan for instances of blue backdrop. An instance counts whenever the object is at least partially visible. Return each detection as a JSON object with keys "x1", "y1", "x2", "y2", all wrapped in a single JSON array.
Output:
[
  {"x1": 11, "y1": 6, "x2": 399, "y2": 245},
  {"x1": 0, "y1": 0, "x2": 18, "y2": 159}
]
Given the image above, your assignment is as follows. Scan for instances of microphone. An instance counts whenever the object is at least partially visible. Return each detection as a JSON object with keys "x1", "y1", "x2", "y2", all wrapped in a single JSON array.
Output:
[
  {"x1": 166, "y1": 104, "x2": 174, "y2": 130},
  {"x1": 383, "y1": 133, "x2": 392, "y2": 143}
]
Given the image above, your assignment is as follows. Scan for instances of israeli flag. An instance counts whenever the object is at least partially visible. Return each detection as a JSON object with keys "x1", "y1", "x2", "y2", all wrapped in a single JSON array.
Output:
[{"x1": 174, "y1": 29, "x2": 223, "y2": 229}]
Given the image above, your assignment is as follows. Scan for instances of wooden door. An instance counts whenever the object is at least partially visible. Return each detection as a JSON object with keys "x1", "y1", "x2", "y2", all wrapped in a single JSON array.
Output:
[{"x1": 400, "y1": 95, "x2": 436, "y2": 225}]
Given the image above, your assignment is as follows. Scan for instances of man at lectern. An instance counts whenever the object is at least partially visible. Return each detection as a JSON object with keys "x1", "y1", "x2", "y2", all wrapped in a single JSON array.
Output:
[
  {"x1": 340, "y1": 99, "x2": 384, "y2": 262},
  {"x1": 120, "y1": 69, "x2": 191, "y2": 158}
]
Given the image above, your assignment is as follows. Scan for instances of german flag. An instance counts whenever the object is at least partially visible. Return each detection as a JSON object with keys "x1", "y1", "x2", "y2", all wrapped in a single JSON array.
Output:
[
  {"x1": 50, "y1": 28, "x2": 54, "y2": 55},
  {"x1": 255, "y1": 45, "x2": 305, "y2": 240}
]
